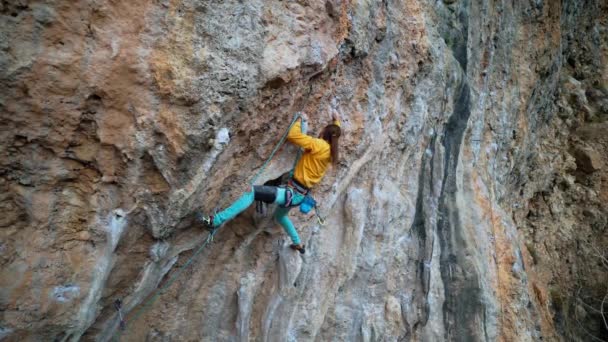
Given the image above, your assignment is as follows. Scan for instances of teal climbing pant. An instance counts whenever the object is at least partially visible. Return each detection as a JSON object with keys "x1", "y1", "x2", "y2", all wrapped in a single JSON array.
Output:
[{"x1": 212, "y1": 187, "x2": 306, "y2": 244}]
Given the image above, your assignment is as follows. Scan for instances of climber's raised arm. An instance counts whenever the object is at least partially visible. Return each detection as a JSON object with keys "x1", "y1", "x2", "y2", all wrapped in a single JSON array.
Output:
[
  {"x1": 331, "y1": 107, "x2": 342, "y2": 127},
  {"x1": 287, "y1": 116, "x2": 326, "y2": 153}
]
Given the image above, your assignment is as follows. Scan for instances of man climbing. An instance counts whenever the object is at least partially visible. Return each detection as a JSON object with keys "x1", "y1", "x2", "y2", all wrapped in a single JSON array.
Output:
[{"x1": 197, "y1": 110, "x2": 342, "y2": 254}]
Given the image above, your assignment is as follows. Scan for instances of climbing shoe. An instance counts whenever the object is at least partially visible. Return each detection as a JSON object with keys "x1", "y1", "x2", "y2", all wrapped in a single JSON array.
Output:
[
  {"x1": 290, "y1": 243, "x2": 305, "y2": 254},
  {"x1": 195, "y1": 212, "x2": 214, "y2": 231}
]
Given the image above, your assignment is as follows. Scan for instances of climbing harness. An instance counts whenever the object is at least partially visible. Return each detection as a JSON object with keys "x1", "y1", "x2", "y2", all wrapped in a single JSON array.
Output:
[
  {"x1": 287, "y1": 178, "x2": 309, "y2": 194},
  {"x1": 284, "y1": 172, "x2": 326, "y2": 225}
]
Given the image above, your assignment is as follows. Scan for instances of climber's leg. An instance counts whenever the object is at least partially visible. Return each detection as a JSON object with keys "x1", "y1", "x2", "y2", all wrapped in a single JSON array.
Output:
[
  {"x1": 210, "y1": 186, "x2": 279, "y2": 227},
  {"x1": 212, "y1": 190, "x2": 255, "y2": 227},
  {"x1": 273, "y1": 188, "x2": 306, "y2": 245},
  {"x1": 273, "y1": 206, "x2": 301, "y2": 245}
]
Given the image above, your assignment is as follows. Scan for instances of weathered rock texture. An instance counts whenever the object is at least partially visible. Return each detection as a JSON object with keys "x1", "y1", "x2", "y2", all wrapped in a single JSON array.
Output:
[{"x1": 1, "y1": 0, "x2": 607, "y2": 341}]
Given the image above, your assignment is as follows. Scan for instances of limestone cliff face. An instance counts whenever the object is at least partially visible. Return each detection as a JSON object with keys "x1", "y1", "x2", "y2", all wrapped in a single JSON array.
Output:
[{"x1": 1, "y1": 1, "x2": 607, "y2": 341}]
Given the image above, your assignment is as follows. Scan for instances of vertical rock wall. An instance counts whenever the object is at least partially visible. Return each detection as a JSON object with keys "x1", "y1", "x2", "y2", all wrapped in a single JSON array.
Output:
[{"x1": 0, "y1": 0, "x2": 606, "y2": 341}]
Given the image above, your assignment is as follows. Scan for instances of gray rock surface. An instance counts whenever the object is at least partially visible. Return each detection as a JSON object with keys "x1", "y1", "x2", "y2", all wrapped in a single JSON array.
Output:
[{"x1": 0, "y1": 0, "x2": 606, "y2": 341}]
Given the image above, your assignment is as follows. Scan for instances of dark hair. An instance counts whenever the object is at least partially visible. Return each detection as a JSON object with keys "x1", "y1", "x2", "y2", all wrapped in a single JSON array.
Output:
[{"x1": 321, "y1": 124, "x2": 341, "y2": 165}]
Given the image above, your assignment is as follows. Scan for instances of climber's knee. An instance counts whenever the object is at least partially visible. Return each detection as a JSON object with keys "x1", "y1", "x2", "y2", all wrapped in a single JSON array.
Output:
[{"x1": 253, "y1": 186, "x2": 277, "y2": 203}]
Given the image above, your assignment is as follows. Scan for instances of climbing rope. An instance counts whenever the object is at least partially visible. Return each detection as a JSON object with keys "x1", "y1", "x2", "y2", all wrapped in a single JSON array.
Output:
[
  {"x1": 250, "y1": 112, "x2": 302, "y2": 186},
  {"x1": 289, "y1": 115, "x2": 307, "y2": 178},
  {"x1": 113, "y1": 112, "x2": 303, "y2": 341},
  {"x1": 113, "y1": 228, "x2": 219, "y2": 341}
]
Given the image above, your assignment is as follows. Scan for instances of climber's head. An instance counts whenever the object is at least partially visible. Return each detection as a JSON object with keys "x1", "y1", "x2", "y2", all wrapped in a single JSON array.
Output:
[{"x1": 320, "y1": 124, "x2": 341, "y2": 165}]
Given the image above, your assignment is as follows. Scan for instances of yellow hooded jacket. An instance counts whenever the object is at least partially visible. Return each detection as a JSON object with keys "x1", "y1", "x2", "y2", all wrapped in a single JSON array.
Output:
[{"x1": 287, "y1": 119, "x2": 340, "y2": 188}]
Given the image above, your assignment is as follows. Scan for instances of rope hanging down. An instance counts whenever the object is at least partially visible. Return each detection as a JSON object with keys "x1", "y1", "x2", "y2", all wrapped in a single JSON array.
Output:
[
  {"x1": 113, "y1": 112, "x2": 302, "y2": 341},
  {"x1": 114, "y1": 229, "x2": 218, "y2": 341},
  {"x1": 249, "y1": 112, "x2": 302, "y2": 186}
]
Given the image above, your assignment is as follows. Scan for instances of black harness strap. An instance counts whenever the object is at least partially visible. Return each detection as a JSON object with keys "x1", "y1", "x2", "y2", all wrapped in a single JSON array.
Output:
[{"x1": 288, "y1": 178, "x2": 309, "y2": 195}]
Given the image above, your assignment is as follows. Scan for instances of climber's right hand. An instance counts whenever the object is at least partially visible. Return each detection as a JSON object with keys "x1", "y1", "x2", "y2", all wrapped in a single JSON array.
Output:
[{"x1": 331, "y1": 108, "x2": 341, "y2": 123}]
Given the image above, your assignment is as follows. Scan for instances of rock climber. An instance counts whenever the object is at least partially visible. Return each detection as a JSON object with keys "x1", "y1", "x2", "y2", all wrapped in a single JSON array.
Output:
[{"x1": 197, "y1": 110, "x2": 342, "y2": 254}]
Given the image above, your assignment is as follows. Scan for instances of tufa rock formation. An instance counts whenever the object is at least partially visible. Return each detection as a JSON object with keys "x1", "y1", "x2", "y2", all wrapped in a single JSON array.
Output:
[{"x1": 0, "y1": 0, "x2": 607, "y2": 341}]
